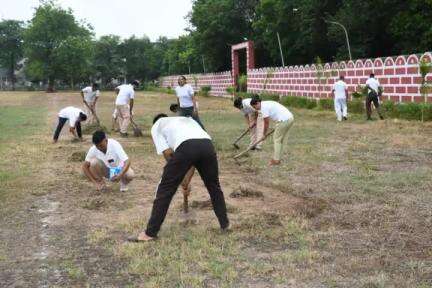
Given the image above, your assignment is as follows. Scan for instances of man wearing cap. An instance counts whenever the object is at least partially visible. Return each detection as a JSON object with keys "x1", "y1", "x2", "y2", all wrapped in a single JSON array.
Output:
[
  {"x1": 250, "y1": 98, "x2": 294, "y2": 166},
  {"x1": 115, "y1": 80, "x2": 139, "y2": 137}
]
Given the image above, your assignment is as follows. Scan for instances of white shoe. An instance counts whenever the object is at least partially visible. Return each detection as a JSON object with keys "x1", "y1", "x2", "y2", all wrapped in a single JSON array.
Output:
[{"x1": 120, "y1": 181, "x2": 129, "y2": 192}]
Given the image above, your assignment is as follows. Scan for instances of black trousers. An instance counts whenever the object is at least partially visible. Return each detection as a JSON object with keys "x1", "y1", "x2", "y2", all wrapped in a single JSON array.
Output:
[
  {"x1": 53, "y1": 117, "x2": 82, "y2": 141},
  {"x1": 179, "y1": 106, "x2": 205, "y2": 130},
  {"x1": 366, "y1": 92, "x2": 383, "y2": 119},
  {"x1": 145, "y1": 139, "x2": 229, "y2": 237}
]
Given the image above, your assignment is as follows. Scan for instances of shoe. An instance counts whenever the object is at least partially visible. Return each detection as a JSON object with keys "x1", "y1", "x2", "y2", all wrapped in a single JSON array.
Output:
[
  {"x1": 255, "y1": 147, "x2": 262, "y2": 151},
  {"x1": 120, "y1": 132, "x2": 128, "y2": 137},
  {"x1": 379, "y1": 115, "x2": 384, "y2": 120},
  {"x1": 343, "y1": 116, "x2": 348, "y2": 121},
  {"x1": 269, "y1": 159, "x2": 281, "y2": 166},
  {"x1": 120, "y1": 181, "x2": 129, "y2": 192}
]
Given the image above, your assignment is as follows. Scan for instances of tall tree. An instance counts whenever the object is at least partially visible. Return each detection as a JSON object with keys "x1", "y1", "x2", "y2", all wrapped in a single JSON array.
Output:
[
  {"x1": 23, "y1": 1, "x2": 93, "y2": 91},
  {"x1": 0, "y1": 20, "x2": 24, "y2": 90},
  {"x1": 93, "y1": 35, "x2": 123, "y2": 87}
]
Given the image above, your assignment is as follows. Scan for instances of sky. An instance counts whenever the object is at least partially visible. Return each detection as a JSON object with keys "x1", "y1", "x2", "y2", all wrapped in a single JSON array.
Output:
[{"x1": 0, "y1": 0, "x2": 193, "y2": 41}]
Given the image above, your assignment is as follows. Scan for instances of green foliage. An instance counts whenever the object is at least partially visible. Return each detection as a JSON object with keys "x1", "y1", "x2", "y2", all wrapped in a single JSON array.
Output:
[
  {"x1": 260, "y1": 93, "x2": 280, "y2": 101},
  {"x1": 200, "y1": 85, "x2": 212, "y2": 97},
  {"x1": 382, "y1": 101, "x2": 432, "y2": 121},
  {"x1": 23, "y1": 1, "x2": 93, "y2": 90},
  {"x1": 226, "y1": 86, "x2": 235, "y2": 94},
  {"x1": 238, "y1": 74, "x2": 247, "y2": 92},
  {"x1": 352, "y1": 85, "x2": 368, "y2": 99},
  {"x1": 0, "y1": 20, "x2": 24, "y2": 89},
  {"x1": 347, "y1": 99, "x2": 365, "y2": 114},
  {"x1": 281, "y1": 96, "x2": 317, "y2": 109},
  {"x1": 318, "y1": 98, "x2": 333, "y2": 110},
  {"x1": 93, "y1": 35, "x2": 123, "y2": 87}
]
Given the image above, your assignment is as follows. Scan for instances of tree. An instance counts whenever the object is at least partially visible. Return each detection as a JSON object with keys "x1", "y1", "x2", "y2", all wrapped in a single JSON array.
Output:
[
  {"x1": 53, "y1": 36, "x2": 94, "y2": 88},
  {"x1": 23, "y1": 1, "x2": 93, "y2": 91},
  {"x1": 119, "y1": 35, "x2": 153, "y2": 82},
  {"x1": 93, "y1": 35, "x2": 123, "y2": 87},
  {"x1": 0, "y1": 20, "x2": 24, "y2": 90}
]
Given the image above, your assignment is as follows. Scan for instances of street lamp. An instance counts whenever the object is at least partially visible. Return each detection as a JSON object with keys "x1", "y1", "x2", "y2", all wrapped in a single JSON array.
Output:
[{"x1": 324, "y1": 19, "x2": 352, "y2": 61}]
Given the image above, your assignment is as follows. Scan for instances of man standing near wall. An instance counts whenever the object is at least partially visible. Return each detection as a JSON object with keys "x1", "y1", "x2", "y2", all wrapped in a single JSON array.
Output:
[
  {"x1": 332, "y1": 76, "x2": 349, "y2": 121},
  {"x1": 115, "y1": 80, "x2": 140, "y2": 137},
  {"x1": 233, "y1": 96, "x2": 264, "y2": 150},
  {"x1": 81, "y1": 83, "x2": 100, "y2": 123},
  {"x1": 365, "y1": 74, "x2": 384, "y2": 120}
]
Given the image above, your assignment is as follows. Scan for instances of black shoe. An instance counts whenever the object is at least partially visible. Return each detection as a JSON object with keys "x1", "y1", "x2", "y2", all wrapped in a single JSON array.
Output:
[
  {"x1": 379, "y1": 115, "x2": 384, "y2": 120},
  {"x1": 343, "y1": 116, "x2": 347, "y2": 121},
  {"x1": 120, "y1": 132, "x2": 128, "y2": 137}
]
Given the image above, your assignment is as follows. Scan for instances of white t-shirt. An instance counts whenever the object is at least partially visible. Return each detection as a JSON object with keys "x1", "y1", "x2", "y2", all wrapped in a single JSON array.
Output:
[
  {"x1": 366, "y1": 78, "x2": 380, "y2": 94},
  {"x1": 333, "y1": 80, "x2": 348, "y2": 99},
  {"x1": 58, "y1": 106, "x2": 85, "y2": 127},
  {"x1": 85, "y1": 139, "x2": 129, "y2": 168},
  {"x1": 82, "y1": 86, "x2": 100, "y2": 102},
  {"x1": 241, "y1": 98, "x2": 256, "y2": 115},
  {"x1": 115, "y1": 84, "x2": 135, "y2": 105},
  {"x1": 175, "y1": 84, "x2": 194, "y2": 108},
  {"x1": 260, "y1": 101, "x2": 294, "y2": 122},
  {"x1": 151, "y1": 116, "x2": 211, "y2": 155}
]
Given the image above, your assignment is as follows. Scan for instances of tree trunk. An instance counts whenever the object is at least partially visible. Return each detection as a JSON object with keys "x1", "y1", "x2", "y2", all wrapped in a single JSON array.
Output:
[
  {"x1": 47, "y1": 77, "x2": 55, "y2": 93},
  {"x1": 10, "y1": 53, "x2": 15, "y2": 91}
]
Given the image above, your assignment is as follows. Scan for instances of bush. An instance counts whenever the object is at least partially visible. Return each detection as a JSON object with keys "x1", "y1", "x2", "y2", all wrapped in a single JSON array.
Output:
[
  {"x1": 226, "y1": 86, "x2": 235, "y2": 94},
  {"x1": 348, "y1": 99, "x2": 365, "y2": 114},
  {"x1": 200, "y1": 86, "x2": 211, "y2": 97},
  {"x1": 280, "y1": 96, "x2": 317, "y2": 109},
  {"x1": 318, "y1": 98, "x2": 333, "y2": 110},
  {"x1": 260, "y1": 93, "x2": 280, "y2": 101},
  {"x1": 238, "y1": 74, "x2": 247, "y2": 92}
]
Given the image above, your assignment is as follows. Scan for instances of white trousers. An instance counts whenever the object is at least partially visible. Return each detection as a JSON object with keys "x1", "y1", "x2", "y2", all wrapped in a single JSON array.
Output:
[{"x1": 334, "y1": 98, "x2": 347, "y2": 121}]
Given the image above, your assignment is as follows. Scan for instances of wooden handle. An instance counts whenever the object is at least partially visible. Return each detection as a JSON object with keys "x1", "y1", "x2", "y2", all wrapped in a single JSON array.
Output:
[{"x1": 233, "y1": 129, "x2": 275, "y2": 159}]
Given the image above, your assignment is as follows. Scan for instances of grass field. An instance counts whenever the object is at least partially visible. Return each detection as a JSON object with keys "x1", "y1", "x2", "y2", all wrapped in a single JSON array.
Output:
[{"x1": 0, "y1": 91, "x2": 431, "y2": 287}]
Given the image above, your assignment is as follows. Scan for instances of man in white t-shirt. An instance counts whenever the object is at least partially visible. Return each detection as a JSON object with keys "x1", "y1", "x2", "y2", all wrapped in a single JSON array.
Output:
[
  {"x1": 130, "y1": 114, "x2": 229, "y2": 241},
  {"x1": 81, "y1": 83, "x2": 100, "y2": 124},
  {"x1": 82, "y1": 131, "x2": 134, "y2": 192},
  {"x1": 251, "y1": 98, "x2": 294, "y2": 166},
  {"x1": 233, "y1": 96, "x2": 264, "y2": 150},
  {"x1": 115, "y1": 80, "x2": 139, "y2": 136},
  {"x1": 175, "y1": 76, "x2": 205, "y2": 129},
  {"x1": 365, "y1": 73, "x2": 384, "y2": 120},
  {"x1": 53, "y1": 106, "x2": 87, "y2": 143},
  {"x1": 332, "y1": 75, "x2": 349, "y2": 121}
]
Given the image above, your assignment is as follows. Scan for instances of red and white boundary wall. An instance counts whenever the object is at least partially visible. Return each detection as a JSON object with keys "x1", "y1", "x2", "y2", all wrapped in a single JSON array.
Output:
[
  {"x1": 249, "y1": 52, "x2": 432, "y2": 102},
  {"x1": 160, "y1": 52, "x2": 432, "y2": 102},
  {"x1": 160, "y1": 71, "x2": 233, "y2": 97}
]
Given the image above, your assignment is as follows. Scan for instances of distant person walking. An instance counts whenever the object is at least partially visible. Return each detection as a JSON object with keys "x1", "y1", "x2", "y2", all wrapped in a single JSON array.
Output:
[
  {"x1": 175, "y1": 75, "x2": 205, "y2": 129},
  {"x1": 250, "y1": 99, "x2": 294, "y2": 166},
  {"x1": 233, "y1": 96, "x2": 264, "y2": 150},
  {"x1": 115, "y1": 80, "x2": 139, "y2": 137},
  {"x1": 81, "y1": 83, "x2": 100, "y2": 123},
  {"x1": 53, "y1": 106, "x2": 87, "y2": 143},
  {"x1": 365, "y1": 73, "x2": 384, "y2": 120},
  {"x1": 332, "y1": 75, "x2": 348, "y2": 121},
  {"x1": 130, "y1": 114, "x2": 229, "y2": 241}
]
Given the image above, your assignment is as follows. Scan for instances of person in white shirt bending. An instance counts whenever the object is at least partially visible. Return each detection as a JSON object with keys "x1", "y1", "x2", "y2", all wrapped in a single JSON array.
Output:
[
  {"x1": 82, "y1": 131, "x2": 135, "y2": 192},
  {"x1": 175, "y1": 76, "x2": 205, "y2": 129},
  {"x1": 53, "y1": 106, "x2": 87, "y2": 143},
  {"x1": 115, "y1": 80, "x2": 139, "y2": 137},
  {"x1": 80, "y1": 83, "x2": 100, "y2": 123},
  {"x1": 365, "y1": 73, "x2": 384, "y2": 120},
  {"x1": 251, "y1": 98, "x2": 295, "y2": 166},
  {"x1": 233, "y1": 96, "x2": 264, "y2": 150},
  {"x1": 332, "y1": 75, "x2": 349, "y2": 121},
  {"x1": 131, "y1": 114, "x2": 229, "y2": 241}
]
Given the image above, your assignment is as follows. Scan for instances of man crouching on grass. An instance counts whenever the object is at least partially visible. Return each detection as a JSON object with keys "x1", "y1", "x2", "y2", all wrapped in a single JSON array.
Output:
[
  {"x1": 82, "y1": 131, "x2": 134, "y2": 192},
  {"x1": 130, "y1": 114, "x2": 230, "y2": 242}
]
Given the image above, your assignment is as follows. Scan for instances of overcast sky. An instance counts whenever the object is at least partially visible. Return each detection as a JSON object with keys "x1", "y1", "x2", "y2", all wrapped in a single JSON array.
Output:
[{"x1": 0, "y1": 0, "x2": 193, "y2": 41}]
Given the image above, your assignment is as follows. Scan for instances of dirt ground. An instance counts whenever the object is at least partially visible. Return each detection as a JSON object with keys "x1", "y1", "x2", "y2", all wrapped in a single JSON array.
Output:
[{"x1": 0, "y1": 91, "x2": 431, "y2": 287}]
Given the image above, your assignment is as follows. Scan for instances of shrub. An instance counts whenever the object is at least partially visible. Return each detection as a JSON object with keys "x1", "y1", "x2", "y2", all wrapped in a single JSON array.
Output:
[
  {"x1": 318, "y1": 98, "x2": 333, "y2": 110},
  {"x1": 348, "y1": 99, "x2": 365, "y2": 114},
  {"x1": 396, "y1": 102, "x2": 422, "y2": 121},
  {"x1": 200, "y1": 86, "x2": 211, "y2": 97},
  {"x1": 260, "y1": 93, "x2": 280, "y2": 101},
  {"x1": 226, "y1": 86, "x2": 235, "y2": 94},
  {"x1": 238, "y1": 74, "x2": 247, "y2": 92},
  {"x1": 280, "y1": 96, "x2": 317, "y2": 109}
]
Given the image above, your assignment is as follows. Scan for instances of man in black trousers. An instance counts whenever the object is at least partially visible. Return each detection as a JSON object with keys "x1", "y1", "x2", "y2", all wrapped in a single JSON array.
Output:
[
  {"x1": 131, "y1": 114, "x2": 229, "y2": 241},
  {"x1": 53, "y1": 106, "x2": 87, "y2": 143}
]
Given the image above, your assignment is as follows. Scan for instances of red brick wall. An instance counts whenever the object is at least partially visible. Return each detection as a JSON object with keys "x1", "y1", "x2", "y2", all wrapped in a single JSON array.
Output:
[
  {"x1": 160, "y1": 71, "x2": 233, "y2": 97},
  {"x1": 248, "y1": 52, "x2": 432, "y2": 103}
]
